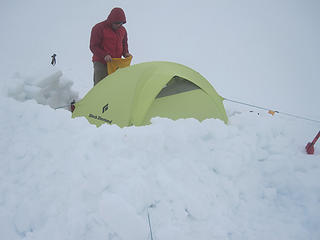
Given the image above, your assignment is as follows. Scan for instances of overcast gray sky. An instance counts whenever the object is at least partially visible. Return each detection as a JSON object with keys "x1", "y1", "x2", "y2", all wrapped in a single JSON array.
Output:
[{"x1": 1, "y1": 0, "x2": 319, "y2": 118}]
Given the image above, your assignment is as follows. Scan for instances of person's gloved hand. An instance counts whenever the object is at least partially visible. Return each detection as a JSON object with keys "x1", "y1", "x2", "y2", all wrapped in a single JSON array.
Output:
[
  {"x1": 124, "y1": 53, "x2": 132, "y2": 58},
  {"x1": 104, "y1": 55, "x2": 112, "y2": 62}
]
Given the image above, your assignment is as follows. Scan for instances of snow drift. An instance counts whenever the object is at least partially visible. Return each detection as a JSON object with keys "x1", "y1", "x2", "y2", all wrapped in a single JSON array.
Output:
[
  {"x1": 1, "y1": 0, "x2": 320, "y2": 239},
  {"x1": 1, "y1": 70, "x2": 319, "y2": 239}
]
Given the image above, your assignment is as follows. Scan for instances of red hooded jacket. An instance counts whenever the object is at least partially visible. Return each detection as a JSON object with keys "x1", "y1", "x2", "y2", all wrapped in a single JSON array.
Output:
[{"x1": 90, "y1": 8, "x2": 129, "y2": 63}]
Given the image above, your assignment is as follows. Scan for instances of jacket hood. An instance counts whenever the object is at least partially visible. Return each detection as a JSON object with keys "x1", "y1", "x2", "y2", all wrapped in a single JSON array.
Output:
[{"x1": 106, "y1": 8, "x2": 126, "y2": 24}]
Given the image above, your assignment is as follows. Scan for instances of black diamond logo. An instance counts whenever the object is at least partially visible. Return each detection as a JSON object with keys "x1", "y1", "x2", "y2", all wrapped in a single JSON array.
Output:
[{"x1": 102, "y1": 104, "x2": 109, "y2": 113}]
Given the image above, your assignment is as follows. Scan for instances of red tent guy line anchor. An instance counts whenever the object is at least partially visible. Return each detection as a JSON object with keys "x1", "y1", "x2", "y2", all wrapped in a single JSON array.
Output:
[{"x1": 305, "y1": 131, "x2": 320, "y2": 155}]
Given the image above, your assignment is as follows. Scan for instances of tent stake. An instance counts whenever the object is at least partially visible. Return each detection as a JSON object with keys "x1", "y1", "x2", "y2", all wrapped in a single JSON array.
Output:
[{"x1": 305, "y1": 131, "x2": 320, "y2": 154}]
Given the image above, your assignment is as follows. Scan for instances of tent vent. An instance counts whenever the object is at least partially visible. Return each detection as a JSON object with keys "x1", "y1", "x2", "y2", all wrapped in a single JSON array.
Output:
[{"x1": 156, "y1": 76, "x2": 200, "y2": 98}]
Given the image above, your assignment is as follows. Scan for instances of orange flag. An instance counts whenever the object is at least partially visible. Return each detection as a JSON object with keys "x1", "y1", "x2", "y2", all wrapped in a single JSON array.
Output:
[{"x1": 268, "y1": 110, "x2": 279, "y2": 116}]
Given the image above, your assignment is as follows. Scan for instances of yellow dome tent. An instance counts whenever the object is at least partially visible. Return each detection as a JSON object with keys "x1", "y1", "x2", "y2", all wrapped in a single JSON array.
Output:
[{"x1": 72, "y1": 61, "x2": 228, "y2": 127}]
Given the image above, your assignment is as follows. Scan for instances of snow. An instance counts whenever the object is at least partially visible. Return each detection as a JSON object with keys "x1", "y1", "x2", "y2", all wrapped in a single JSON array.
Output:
[
  {"x1": 8, "y1": 69, "x2": 78, "y2": 109},
  {"x1": 0, "y1": 0, "x2": 320, "y2": 239}
]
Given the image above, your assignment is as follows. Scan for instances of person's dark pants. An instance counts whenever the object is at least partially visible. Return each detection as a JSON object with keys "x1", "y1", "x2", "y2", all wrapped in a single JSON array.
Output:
[{"x1": 93, "y1": 62, "x2": 108, "y2": 86}]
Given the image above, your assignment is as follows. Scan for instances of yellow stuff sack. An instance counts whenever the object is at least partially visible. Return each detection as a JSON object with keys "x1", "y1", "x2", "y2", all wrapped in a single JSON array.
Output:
[{"x1": 107, "y1": 55, "x2": 133, "y2": 75}]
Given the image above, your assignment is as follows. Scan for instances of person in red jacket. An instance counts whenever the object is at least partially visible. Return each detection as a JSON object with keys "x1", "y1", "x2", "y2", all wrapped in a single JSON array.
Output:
[{"x1": 90, "y1": 7, "x2": 132, "y2": 85}]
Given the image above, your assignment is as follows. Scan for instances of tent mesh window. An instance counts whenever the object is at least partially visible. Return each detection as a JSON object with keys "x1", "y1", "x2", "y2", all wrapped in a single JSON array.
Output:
[{"x1": 156, "y1": 76, "x2": 200, "y2": 98}]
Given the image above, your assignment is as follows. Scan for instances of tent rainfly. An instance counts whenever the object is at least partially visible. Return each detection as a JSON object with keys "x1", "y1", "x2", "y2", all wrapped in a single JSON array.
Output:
[{"x1": 72, "y1": 61, "x2": 228, "y2": 127}]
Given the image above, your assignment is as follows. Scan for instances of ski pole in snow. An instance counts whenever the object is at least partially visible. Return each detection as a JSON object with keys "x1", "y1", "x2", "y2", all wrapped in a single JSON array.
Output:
[
  {"x1": 147, "y1": 206, "x2": 154, "y2": 240},
  {"x1": 305, "y1": 131, "x2": 320, "y2": 154}
]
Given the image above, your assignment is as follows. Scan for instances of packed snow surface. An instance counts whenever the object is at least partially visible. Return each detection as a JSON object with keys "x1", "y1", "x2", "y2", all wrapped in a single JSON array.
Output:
[{"x1": 1, "y1": 0, "x2": 320, "y2": 239}]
